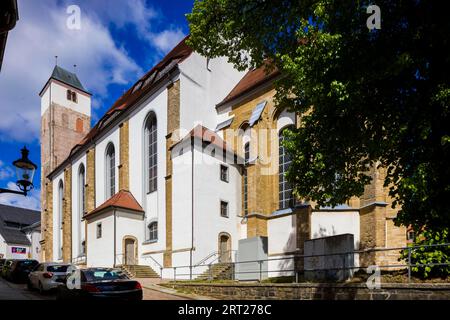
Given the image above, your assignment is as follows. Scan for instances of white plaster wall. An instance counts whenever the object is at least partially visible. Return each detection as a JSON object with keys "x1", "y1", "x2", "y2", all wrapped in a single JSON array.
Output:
[
  {"x1": 71, "y1": 154, "x2": 87, "y2": 258},
  {"x1": 86, "y1": 213, "x2": 114, "y2": 267},
  {"x1": 95, "y1": 127, "x2": 120, "y2": 206},
  {"x1": 52, "y1": 171, "x2": 65, "y2": 261},
  {"x1": 192, "y1": 148, "x2": 242, "y2": 266},
  {"x1": 267, "y1": 214, "x2": 298, "y2": 278},
  {"x1": 171, "y1": 146, "x2": 243, "y2": 273},
  {"x1": 41, "y1": 81, "x2": 91, "y2": 116},
  {"x1": 29, "y1": 231, "x2": 41, "y2": 261},
  {"x1": 268, "y1": 214, "x2": 297, "y2": 255},
  {"x1": 114, "y1": 210, "x2": 144, "y2": 265},
  {"x1": 0, "y1": 234, "x2": 6, "y2": 258},
  {"x1": 179, "y1": 53, "x2": 245, "y2": 131},
  {"x1": 311, "y1": 211, "x2": 360, "y2": 249},
  {"x1": 128, "y1": 85, "x2": 168, "y2": 256}
]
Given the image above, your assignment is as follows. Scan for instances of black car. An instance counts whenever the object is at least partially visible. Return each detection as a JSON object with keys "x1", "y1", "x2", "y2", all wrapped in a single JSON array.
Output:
[
  {"x1": 57, "y1": 268, "x2": 143, "y2": 300},
  {"x1": 8, "y1": 259, "x2": 39, "y2": 283}
]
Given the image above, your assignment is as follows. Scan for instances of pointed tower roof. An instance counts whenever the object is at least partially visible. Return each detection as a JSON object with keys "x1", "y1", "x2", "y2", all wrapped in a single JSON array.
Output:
[{"x1": 39, "y1": 65, "x2": 91, "y2": 96}]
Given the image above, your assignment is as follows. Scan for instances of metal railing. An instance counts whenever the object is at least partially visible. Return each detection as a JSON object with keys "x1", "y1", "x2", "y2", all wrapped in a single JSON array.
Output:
[{"x1": 160, "y1": 243, "x2": 450, "y2": 284}]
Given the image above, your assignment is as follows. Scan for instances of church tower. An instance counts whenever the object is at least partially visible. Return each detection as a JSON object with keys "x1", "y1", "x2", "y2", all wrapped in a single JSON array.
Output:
[{"x1": 39, "y1": 65, "x2": 91, "y2": 261}]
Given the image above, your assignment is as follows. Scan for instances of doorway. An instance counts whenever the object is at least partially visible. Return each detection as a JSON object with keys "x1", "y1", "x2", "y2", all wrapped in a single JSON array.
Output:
[{"x1": 218, "y1": 233, "x2": 231, "y2": 263}]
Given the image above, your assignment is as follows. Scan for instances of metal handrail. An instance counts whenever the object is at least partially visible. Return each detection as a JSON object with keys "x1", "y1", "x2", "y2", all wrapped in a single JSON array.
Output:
[
  {"x1": 194, "y1": 251, "x2": 218, "y2": 266},
  {"x1": 167, "y1": 243, "x2": 450, "y2": 283},
  {"x1": 142, "y1": 254, "x2": 163, "y2": 269}
]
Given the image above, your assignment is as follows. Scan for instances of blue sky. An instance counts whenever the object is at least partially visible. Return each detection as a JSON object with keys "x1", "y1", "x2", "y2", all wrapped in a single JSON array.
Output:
[{"x1": 0, "y1": 0, "x2": 194, "y2": 210}]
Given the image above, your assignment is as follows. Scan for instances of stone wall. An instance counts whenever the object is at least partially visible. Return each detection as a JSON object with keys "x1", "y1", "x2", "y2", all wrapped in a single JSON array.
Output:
[
  {"x1": 166, "y1": 282, "x2": 450, "y2": 300},
  {"x1": 119, "y1": 121, "x2": 130, "y2": 191}
]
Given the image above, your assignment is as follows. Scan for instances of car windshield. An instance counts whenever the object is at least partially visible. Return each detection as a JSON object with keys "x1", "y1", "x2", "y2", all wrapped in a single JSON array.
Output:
[{"x1": 83, "y1": 269, "x2": 128, "y2": 281}]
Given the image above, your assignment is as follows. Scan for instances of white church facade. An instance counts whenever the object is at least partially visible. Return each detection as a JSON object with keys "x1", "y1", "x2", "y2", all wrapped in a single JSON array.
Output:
[{"x1": 40, "y1": 37, "x2": 407, "y2": 279}]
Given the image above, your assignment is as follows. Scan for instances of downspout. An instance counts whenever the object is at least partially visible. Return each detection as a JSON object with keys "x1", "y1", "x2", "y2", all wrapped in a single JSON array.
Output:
[{"x1": 190, "y1": 138, "x2": 194, "y2": 280}]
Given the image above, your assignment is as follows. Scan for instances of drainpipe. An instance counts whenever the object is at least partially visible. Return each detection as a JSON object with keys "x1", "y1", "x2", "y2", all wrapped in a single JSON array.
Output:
[{"x1": 190, "y1": 138, "x2": 194, "y2": 280}]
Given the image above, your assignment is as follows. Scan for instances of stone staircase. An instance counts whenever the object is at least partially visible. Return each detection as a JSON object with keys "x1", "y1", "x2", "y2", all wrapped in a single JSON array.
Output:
[
  {"x1": 119, "y1": 265, "x2": 160, "y2": 278},
  {"x1": 197, "y1": 263, "x2": 234, "y2": 281}
]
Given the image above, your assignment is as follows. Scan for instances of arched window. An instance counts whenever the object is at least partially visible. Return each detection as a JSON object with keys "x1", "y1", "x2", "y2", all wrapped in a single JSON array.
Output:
[
  {"x1": 148, "y1": 222, "x2": 158, "y2": 241},
  {"x1": 78, "y1": 164, "x2": 85, "y2": 256},
  {"x1": 243, "y1": 142, "x2": 250, "y2": 216},
  {"x1": 105, "y1": 143, "x2": 116, "y2": 198},
  {"x1": 58, "y1": 180, "x2": 64, "y2": 259},
  {"x1": 145, "y1": 113, "x2": 157, "y2": 193},
  {"x1": 279, "y1": 126, "x2": 294, "y2": 209}
]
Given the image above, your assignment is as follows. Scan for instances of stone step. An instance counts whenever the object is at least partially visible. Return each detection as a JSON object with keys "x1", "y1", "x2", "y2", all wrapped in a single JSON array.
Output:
[{"x1": 119, "y1": 264, "x2": 160, "y2": 279}]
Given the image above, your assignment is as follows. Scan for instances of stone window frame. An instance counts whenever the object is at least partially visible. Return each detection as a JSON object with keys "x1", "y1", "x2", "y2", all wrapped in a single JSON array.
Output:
[
  {"x1": 220, "y1": 164, "x2": 229, "y2": 183},
  {"x1": 278, "y1": 125, "x2": 295, "y2": 210},
  {"x1": 144, "y1": 112, "x2": 157, "y2": 194},
  {"x1": 105, "y1": 142, "x2": 116, "y2": 199},
  {"x1": 77, "y1": 163, "x2": 86, "y2": 256},
  {"x1": 148, "y1": 221, "x2": 158, "y2": 242},
  {"x1": 57, "y1": 180, "x2": 64, "y2": 260},
  {"x1": 220, "y1": 200, "x2": 229, "y2": 218},
  {"x1": 96, "y1": 222, "x2": 102, "y2": 239}
]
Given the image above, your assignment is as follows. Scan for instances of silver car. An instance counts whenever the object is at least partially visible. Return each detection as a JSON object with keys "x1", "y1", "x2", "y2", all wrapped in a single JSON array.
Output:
[{"x1": 28, "y1": 263, "x2": 72, "y2": 293}]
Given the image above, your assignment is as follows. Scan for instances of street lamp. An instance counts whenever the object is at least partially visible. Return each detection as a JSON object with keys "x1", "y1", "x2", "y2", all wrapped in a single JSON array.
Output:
[{"x1": 0, "y1": 146, "x2": 37, "y2": 196}]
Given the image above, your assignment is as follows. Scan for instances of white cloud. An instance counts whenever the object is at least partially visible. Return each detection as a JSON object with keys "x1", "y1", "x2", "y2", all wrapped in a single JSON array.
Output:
[
  {"x1": 0, "y1": 182, "x2": 40, "y2": 211},
  {"x1": 150, "y1": 28, "x2": 186, "y2": 53}
]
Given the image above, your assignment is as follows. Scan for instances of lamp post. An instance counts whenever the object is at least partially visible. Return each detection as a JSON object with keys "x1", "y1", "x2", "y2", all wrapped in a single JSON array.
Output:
[{"x1": 0, "y1": 146, "x2": 37, "y2": 196}]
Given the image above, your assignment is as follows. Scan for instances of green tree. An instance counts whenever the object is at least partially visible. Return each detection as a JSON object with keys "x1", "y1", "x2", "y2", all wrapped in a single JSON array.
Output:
[{"x1": 187, "y1": 1, "x2": 450, "y2": 233}]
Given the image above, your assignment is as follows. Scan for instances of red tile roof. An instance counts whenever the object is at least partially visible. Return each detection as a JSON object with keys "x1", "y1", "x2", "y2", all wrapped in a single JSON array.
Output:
[
  {"x1": 49, "y1": 36, "x2": 193, "y2": 178},
  {"x1": 217, "y1": 63, "x2": 280, "y2": 108},
  {"x1": 84, "y1": 190, "x2": 144, "y2": 219}
]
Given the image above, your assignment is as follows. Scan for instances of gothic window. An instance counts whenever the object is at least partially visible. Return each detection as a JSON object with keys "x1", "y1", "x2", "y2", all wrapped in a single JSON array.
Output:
[
  {"x1": 279, "y1": 126, "x2": 295, "y2": 210},
  {"x1": 145, "y1": 113, "x2": 157, "y2": 193},
  {"x1": 243, "y1": 142, "x2": 250, "y2": 216},
  {"x1": 105, "y1": 143, "x2": 116, "y2": 199},
  {"x1": 78, "y1": 164, "x2": 85, "y2": 256}
]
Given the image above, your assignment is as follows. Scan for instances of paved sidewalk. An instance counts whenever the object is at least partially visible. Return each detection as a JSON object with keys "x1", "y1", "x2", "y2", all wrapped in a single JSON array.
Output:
[
  {"x1": 135, "y1": 278, "x2": 214, "y2": 300},
  {"x1": 0, "y1": 277, "x2": 52, "y2": 300}
]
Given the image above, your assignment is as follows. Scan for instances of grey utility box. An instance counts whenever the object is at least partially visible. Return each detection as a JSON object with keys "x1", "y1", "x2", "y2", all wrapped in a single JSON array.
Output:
[
  {"x1": 304, "y1": 233, "x2": 355, "y2": 281},
  {"x1": 235, "y1": 236, "x2": 268, "y2": 281}
]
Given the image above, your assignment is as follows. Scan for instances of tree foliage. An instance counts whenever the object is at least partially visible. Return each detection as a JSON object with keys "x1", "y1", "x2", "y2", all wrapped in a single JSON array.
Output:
[
  {"x1": 400, "y1": 229, "x2": 450, "y2": 279},
  {"x1": 187, "y1": 1, "x2": 450, "y2": 232}
]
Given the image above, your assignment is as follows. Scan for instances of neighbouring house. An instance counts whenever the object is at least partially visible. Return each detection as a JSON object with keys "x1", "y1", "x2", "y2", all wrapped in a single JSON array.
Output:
[
  {"x1": 40, "y1": 36, "x2": 407, "y2": 279},
  {"x1": 0, "y1": 204, "x2": 41, "y2": 260}
]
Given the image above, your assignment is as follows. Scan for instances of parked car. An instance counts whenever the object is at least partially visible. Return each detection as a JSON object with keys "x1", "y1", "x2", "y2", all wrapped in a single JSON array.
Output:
[
  {"x1": 1, "y1": 259, "x2": 15, "y2": 278},
  {"x1": 8, "y1": 259, "x2": 39, "y2": 283},
  {"x1": 28, "y1": 263, "x2": 71, "y2": 293},
  {"x1": 56, "y1": 268, "x2": 142, "y2": 300}
]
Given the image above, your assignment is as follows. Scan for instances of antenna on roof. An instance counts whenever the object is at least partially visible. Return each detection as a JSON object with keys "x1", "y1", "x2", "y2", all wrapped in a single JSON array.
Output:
[{"x1": 55, "y1": 55, "x2": 58, "y2": 66}]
